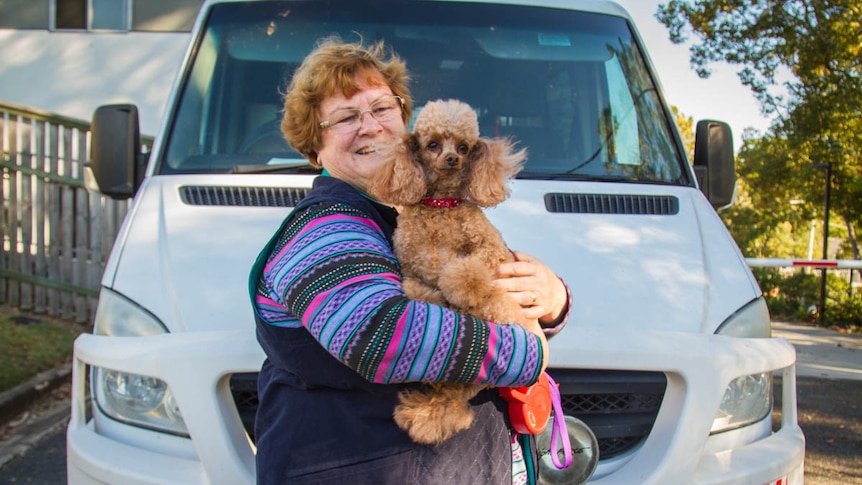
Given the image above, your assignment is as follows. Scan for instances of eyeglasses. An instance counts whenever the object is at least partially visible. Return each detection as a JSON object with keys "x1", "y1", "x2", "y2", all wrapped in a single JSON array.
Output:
[{"x1": 319, "y1": 95, "x2": 405, "y2": 133}]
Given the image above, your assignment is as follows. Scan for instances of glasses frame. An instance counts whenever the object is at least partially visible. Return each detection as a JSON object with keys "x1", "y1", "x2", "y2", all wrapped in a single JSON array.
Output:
[{"x1": 319, "y1": 95, "x2": 405, "y2": 132}]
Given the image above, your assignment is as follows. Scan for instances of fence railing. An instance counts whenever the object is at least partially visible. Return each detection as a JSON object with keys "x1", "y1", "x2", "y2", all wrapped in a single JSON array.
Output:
[
  {"x1": 746, "y1": 258, "x2": 862, "y2": 270},
  {"x1": 746, "y1": 257, "x2": 861, "y2": 292},
  {"x1": 0, "y1": 100, "x2": 150, "y2": 323}
]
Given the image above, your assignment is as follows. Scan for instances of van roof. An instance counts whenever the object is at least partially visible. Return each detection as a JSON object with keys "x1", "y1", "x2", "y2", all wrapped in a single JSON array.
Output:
[{"x1": 197, "y1": 0, "x2": 632, "y2": 20}]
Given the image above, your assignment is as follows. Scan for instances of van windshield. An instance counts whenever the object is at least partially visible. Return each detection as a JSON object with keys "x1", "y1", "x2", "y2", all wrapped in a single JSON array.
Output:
[{"x1": 159, "y1": 0, "x2": 689, "y2": 185}]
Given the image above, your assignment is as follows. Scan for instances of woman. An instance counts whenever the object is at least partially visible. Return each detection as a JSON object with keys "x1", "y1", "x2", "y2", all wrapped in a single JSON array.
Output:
[{"x1": 249, "y1": 37, "x2": 570, "y2": 484}]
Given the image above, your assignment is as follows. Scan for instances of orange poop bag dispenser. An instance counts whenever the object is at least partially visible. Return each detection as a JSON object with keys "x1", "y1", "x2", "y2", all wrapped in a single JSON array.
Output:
[{"x1": 499, "y1": 372, "x2": 553, "y2": 435}]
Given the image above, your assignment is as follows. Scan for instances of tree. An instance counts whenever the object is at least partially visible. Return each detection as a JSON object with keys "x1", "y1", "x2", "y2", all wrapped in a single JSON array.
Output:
[
  {"x1": 723, "y1": 130, "x2": 814, "y2": 258},
  {"x1": 656, "y1": 0, "x2": 862, "y2": 261},
  {"x1": 672, "y1": 106, "x2": 695, "y2": 161}
]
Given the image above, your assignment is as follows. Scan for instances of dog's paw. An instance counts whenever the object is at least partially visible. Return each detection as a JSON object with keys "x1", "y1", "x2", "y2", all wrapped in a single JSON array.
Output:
[
  {"x1": 403, "y1": 278, "x2": 446, "y2": 306},
  {"x1": 394, "y1": 388, "x2": 476, "y2": 445},
  {"x1": 437, "y1": 258, "x2": 501, "y2": 315}
]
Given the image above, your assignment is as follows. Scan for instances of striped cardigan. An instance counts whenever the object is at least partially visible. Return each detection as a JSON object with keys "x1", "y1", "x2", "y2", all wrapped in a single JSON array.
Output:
[
  {"x1": 250, "y1": 175, "x2": 548, "y2": 484},
  {"x1": 253, "y1": 186, "x2": 544, "y2": 388}
]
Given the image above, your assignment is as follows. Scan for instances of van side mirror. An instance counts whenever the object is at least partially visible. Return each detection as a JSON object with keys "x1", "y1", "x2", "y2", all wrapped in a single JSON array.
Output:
[
  {"x1": 88, "y1": 104, "x2": 146, "y2": 199},
  {"x1": 693, "y1": 120, "x2": 736, "y2": 210}
]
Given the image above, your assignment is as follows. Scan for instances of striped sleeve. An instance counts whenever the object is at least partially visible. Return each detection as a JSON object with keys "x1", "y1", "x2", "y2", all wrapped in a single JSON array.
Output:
[{"x1": 256, "y1": 202, "x2": 543, "y2": 387}]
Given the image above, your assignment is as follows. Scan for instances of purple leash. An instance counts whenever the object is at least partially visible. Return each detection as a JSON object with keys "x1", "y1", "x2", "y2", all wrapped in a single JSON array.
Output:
[{"x1": 546, "y1": 373, "x2": 572, "y2": 469}]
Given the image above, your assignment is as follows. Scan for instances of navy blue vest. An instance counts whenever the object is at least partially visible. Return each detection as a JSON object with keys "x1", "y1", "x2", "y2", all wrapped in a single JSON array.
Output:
[{"x1": 251, "y1": 176, "x2": 515, "y2": 484}]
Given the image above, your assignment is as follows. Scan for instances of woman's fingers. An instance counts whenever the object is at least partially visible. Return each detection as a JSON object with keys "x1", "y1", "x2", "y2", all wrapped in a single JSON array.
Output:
[{"x1": 495, "y1": 251, "x2": 568, "y2": 324}]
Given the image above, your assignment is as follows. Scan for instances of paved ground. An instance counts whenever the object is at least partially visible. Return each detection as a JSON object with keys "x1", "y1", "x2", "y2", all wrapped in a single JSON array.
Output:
[
  {"x1": 0, "y1": 321, "x2": 859, "y2": 483},
  {"x1": 777, "y1": 376, "x2": 862, "y2": 485},
  {"x1": 771, "y1": 321, "x2": 862, "y2": 485},
  {"x1": 772, "y1": 320, "x2": 862, "y2": 381}
]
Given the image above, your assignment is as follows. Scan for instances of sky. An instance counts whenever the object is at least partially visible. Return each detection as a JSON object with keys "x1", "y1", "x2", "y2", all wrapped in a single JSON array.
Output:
[{"x1": 615, "y1": 0, "x2": 775, "y2": 150}]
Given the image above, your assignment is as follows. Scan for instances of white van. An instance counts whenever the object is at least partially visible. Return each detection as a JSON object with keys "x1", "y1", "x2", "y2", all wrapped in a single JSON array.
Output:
[{"x1": 67, "y1": 0, "x2": 805, "y2": 483}]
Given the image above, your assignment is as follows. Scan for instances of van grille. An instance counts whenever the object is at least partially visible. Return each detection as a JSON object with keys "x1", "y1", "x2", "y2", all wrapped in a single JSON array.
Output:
[
  {"x1": 179, "y1": 186, "x2": 309, "y2": 207},
  {"x1": 229, "y1": 369, "x2": 666, "y2": 460},
  {"x1": 544, "y1": 193, "x2": 679, "y2": 215},
  {"x1": 229, "y1": 373, "x2": 259, "y2": 442},
  {"x1": 550, "y1": 369, "x2": 667, "y2": 458}
]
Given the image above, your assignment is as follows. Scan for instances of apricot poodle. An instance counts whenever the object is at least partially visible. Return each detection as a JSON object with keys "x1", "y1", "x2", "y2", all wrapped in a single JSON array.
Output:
[{"x1": 367, "y1": 99, "x2": 533, "y2": 445}]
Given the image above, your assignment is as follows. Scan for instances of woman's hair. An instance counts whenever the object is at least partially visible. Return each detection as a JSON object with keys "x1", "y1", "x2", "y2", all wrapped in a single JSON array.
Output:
[{"x1": 281, "y1": 36, "x2": 413, "y2": 167}]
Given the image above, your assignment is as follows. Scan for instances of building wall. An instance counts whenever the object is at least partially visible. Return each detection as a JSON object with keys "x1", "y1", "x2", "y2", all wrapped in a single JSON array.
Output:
[
  {"x1": 0, "y1": 0, "x2": 204, "y2": 135},
  {"x1": 0, "y1": 0, "x2": 203, "y2": 31},
  {"x1": 0, "y1": 0, "x2": 50, "y2": 29}
]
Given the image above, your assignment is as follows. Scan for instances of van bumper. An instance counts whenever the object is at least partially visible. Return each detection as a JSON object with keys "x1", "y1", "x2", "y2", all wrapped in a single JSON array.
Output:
[
  {"x1": 67, "y1": 330, "x2": 264, "y2": 485},
  {"x1": 67, "y1": 329, "x2": 804, "y2": 484}
]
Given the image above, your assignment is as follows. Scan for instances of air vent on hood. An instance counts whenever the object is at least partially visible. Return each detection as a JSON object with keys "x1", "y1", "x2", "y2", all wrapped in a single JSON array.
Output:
[
  {"x1": 179, "y1": 186, "x2": 309, "y2": 207},
  {"x1": 544, "y1": 193, "x2": 679, "y2": 215}
]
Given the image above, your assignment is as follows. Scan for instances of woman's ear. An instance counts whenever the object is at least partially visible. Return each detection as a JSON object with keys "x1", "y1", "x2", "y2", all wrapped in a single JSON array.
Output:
[
  {"x1": 367, "y1": 133, "x2": 427, "y2": 205},
  {"x1": 466, "y1": 138, "x2": 527, "y2": 207}
]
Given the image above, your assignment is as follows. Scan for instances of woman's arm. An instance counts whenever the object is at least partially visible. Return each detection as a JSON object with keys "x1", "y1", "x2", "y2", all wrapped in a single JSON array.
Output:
[{"x1": 258, "y1": 203, "x2": 545, "y2": 387}]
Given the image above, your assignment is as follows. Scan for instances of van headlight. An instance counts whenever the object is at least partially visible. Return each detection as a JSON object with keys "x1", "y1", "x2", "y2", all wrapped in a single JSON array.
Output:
[
  {"x1": 711, "y1": 297, "x2": 772, "y2": 434},
  {"x1": 92, "y1": 289, "x2": 189, "y2": 437}
]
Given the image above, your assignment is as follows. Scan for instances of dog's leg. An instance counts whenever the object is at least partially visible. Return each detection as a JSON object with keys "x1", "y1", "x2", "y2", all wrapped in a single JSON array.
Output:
[
  {"x1": 402, "y1": 277, "x2": 446, "y2": 307},
  {"x1": 437, "y1": 255, "x2": 522, "y2": 325},
  {"x1": 394, "y1": 383, "x2": 485, "y2": 445}
]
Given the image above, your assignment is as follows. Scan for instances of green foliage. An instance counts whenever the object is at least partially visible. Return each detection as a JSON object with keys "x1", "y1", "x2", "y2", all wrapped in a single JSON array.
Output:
[
  {"x1": 656, "y1": 0, "x2": 862, "y2": 261},
  {"x1": 755, "y1": 268, "x2": 861, "y2": 330},
  {"x1": 0, "y1": 311, "x2": 81, "y2": 393},
  {"x1": 660, "y1": 2, "x2": 862, "y2": 325},
  {"x1": 656, "y1": 0, "x2": 862, "y2": 117},
  {"x1": 755, "y1": 268, "x2": 821, "y2": 319},
  {"x1": 720, "y1": 148, "x2": 814, "y2": 261},
  {"x1": 828, "y1": 295, "x2": 862, "y2": 330},
  {"x1": 672, "y1": 105, "x2": 695, "y2": 161}
]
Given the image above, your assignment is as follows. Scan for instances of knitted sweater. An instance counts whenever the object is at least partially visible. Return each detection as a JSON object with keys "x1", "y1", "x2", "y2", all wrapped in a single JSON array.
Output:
[
  {"x1": 253, "y1": 199, "x2": 544, "y2": 387},
  {"x1": 250, "y1": 176, "x2": 547, "y2": 484}
]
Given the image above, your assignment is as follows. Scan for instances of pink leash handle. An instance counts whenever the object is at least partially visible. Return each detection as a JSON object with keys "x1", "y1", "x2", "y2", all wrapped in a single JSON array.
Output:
[{"x1": 546, "y1": 373, "x2": 572, "y2": 469}]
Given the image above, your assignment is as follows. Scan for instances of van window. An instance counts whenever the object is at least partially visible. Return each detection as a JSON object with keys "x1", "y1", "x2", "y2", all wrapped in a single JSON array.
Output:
[{"x1": 159, "y1": 0, "x2": 688, "y2": 186}]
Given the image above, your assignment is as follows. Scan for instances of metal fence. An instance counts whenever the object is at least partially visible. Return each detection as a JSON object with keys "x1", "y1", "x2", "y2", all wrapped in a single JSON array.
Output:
[{"x1": 0, "y1": 100, "x2": 148, "y2": 323}]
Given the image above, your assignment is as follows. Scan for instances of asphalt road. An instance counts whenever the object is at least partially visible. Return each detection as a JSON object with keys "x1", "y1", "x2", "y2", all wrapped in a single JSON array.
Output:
[
  {"x1": 1, "y1": 321, "x2": 859, "y2": 484},
  {"x1": 781, "y1": 377, "x2": 862, "y2": 484},
  {"x1": 770, "y1": 321, "x2": 862, "y2": 485}
]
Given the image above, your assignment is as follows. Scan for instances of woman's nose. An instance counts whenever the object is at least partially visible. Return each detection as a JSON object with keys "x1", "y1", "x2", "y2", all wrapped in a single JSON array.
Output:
[{"x1": 356, "y1": 110, "x2": 384, "y2": 134}]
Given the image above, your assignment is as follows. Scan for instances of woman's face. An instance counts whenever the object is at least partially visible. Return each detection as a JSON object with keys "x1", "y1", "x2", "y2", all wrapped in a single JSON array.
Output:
[{"x1": 316, "y1": 76, "x2": 407, "y2": 194}]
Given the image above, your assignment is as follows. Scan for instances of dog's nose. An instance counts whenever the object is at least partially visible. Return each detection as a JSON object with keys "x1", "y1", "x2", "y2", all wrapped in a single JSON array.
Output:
[{"x1": 445, "y1": 154, "x2": 460, "y2": 167}]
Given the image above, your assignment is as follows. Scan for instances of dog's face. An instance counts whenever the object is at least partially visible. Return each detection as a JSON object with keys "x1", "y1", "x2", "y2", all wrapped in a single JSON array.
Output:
[
  {"x1": 366, "y1": 99, "x2": 526, "y2": 207},
  {"x1": 411, "y1": 100, "x2": 480, "y2": 185},
  {"x1": 413, "y1": 130, "x2": 475, "y2": 177}
]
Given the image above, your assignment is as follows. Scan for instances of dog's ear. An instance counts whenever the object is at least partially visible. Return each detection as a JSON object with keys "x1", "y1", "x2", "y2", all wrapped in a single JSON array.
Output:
[
  {"x1": 367, "y1": 133, "x2": 428, "y2": 205},
  {"x1": 466, "y1": 138, "x2": 527, "y2": 207}
]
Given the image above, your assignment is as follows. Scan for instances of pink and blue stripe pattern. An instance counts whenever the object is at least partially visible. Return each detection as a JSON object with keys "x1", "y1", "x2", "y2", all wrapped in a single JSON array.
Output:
[{"x1": 254, "y1": 202, "x2": 543, "y2": 387}]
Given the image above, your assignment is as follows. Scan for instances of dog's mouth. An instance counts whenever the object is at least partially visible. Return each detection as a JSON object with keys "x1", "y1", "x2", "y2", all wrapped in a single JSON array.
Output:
[{"x1": 438, "y1": 166, "x2": 460, "y2": 175}]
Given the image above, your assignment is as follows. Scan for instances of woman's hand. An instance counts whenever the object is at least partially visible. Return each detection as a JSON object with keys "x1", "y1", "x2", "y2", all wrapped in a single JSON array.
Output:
[{"x1": 493, "y1": 251, "x2": 568, "y2": 327}]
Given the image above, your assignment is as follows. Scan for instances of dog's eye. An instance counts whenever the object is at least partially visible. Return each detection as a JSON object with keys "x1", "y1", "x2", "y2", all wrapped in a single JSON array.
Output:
[
  {"x1": 458, "y1": 144, "x2": 469, "y2": 154},
  {"x1": 427, "y1": 141, "x2": 439, "y2": 150}
]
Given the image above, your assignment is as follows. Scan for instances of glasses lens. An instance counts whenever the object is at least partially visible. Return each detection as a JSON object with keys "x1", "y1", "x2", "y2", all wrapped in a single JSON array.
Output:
[
  {"x1": 369, "y1": 96, "x2": 400, "y2": 122},
  {"x1": 323, "y1": 96, "x2": 402, "y2": 133},
  {"x1": 328, "y1": 110, "x2": 362, "y2": 132}
]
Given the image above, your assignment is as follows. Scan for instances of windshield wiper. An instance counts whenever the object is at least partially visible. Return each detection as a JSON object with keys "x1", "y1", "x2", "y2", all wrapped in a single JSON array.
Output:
[
  {"x1": 230, "y1": 163, "x2": 320, "y2": 175},
  {"x1": 520, "y1": 172, "x2": 631, "y2": 183}
]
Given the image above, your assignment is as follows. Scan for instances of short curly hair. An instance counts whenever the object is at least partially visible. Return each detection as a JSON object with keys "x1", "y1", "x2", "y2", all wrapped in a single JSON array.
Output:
[{"x1": 281, "y1": 36, "x2": 413, "y2": 168}]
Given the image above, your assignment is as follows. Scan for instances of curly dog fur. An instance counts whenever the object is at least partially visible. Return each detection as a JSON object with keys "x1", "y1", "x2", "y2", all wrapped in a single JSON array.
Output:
[{"x1": 367, "y1": 99, "x2": 531, "y2": 445}]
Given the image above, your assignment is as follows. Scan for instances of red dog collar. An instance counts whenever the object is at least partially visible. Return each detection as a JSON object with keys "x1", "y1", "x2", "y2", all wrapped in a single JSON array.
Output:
[{"x1": 420, "y1": 198, "x2": 463, "y2": 208}]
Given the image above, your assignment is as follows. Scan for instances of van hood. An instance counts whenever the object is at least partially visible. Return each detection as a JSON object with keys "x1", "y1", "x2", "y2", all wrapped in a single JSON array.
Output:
[
  {"x1": 488, "y1": 181, "x2": 760, "y2": 335},
  {"x1": 108, "y1": 176, "x2": 759, "y2": 335}
]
